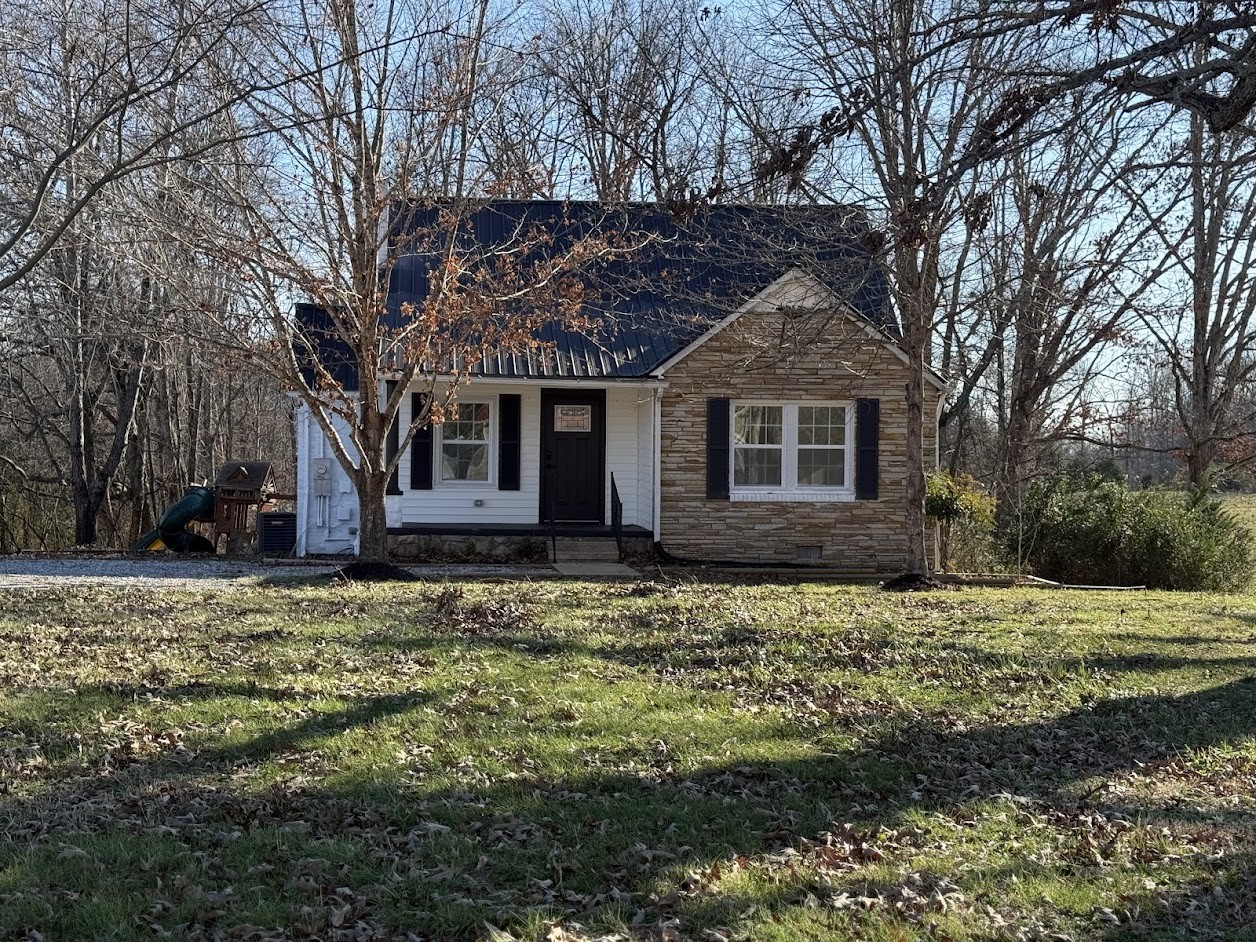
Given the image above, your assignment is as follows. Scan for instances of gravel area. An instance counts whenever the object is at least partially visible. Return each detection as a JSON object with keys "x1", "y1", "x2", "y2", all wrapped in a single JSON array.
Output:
[{"x1": 0, "y1": 556, "x2": 555, "y2": 590}]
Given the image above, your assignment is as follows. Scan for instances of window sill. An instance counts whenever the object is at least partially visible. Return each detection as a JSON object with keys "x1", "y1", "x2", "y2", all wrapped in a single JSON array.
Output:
[{"x1": 730, "y1": 490, "x2": 856, "y2": 503}]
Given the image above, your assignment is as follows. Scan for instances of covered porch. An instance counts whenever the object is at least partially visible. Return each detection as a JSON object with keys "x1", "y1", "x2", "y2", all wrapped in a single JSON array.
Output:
[{"x1": 296, "y1": 379, "x2": 661, "y2": 557}]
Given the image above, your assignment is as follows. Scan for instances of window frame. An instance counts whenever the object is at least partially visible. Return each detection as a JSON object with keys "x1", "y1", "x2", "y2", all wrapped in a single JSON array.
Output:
[
  {"x1": 437, "y1": 399, "x2": 496, "y2": 486},
  {"x1": 729, "y1": 400, "x2": 855, "y2": 501},
  {"x1": 730, "y1": 403, "x2": 785, "y2": 489}
]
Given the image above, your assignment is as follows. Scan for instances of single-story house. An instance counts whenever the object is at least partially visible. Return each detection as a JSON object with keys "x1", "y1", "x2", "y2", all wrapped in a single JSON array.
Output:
[{"x1": 293, "y1": 201, "x2": 946, "y2": 569}]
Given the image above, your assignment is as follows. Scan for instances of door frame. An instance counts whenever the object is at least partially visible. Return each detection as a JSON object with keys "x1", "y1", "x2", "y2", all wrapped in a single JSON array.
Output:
[{"x1": 539, "y1": 387, "x2": 606, "y2": 524}]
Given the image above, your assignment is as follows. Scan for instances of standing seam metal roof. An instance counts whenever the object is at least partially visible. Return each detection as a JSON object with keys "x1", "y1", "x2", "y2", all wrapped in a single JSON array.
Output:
[{"x1": 383, "y1": 201, "x2": 894, "y2": 380}]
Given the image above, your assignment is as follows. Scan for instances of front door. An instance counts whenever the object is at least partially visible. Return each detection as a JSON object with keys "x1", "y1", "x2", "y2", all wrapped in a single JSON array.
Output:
[{"x1": 540, "y1": 389, "x2": 605, "y2": 523}]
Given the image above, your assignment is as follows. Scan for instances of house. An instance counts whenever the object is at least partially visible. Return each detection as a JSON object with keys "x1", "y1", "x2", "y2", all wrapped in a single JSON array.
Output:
[{"x1": 293, "y1": 201, "x2": 946, "y2": 570}]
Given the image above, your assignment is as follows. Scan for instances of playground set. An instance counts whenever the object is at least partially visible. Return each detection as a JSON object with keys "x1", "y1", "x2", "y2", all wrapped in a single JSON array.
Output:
[{"x1": 133, "y1": 461, "x2": 296, "y2": 555}]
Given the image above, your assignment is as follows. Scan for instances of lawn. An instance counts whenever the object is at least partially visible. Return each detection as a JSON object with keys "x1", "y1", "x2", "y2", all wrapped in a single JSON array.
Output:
[
  {"x1": 1222, "y1": 493, "x2": 1256, "y2": 539},
  {"x1": 1, "y1": 578, "x2": 1253, "y2": 941}
]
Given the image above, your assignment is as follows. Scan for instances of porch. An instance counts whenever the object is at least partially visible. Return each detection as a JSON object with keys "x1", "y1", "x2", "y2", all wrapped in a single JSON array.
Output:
[
  {"x1": 386, "y1": 522, "x2": 654, "y2": 563},
  {"x1": 383, "y1": 382, "x2": 658, "y2": 531},
  {"x1": 386, "y1": 523, "x2": 652, "y2": 538},
  {"x1": 296, "y1": 380, "x2": 660, "y2": 557}
]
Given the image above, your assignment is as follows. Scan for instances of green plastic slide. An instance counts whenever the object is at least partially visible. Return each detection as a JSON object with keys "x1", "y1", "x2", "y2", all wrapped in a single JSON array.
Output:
[{"x1": 132, "y1": 485, "x2": 217, "y2": 553}]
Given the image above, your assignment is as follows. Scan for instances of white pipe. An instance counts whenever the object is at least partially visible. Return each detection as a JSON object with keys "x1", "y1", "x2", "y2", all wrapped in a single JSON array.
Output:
[{"x1": 652, "y1": 386, "x2": 663, "y2": 541}]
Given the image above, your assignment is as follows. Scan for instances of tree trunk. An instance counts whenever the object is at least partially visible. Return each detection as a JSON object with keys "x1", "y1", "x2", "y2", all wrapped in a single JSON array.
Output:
[
  {"x1": 356, "y1": 470, "x2": 390, "y2": 561},
  {"x1": 1186, "y1": 433, "x2": 1214, "y2": 488},
  {"x1": 996, "y1": 405, "x2": 1033, "y2": 525},
  {"x1": 904, "y1": 347, "x2": 929, "y2": 576},
  {"x1": 68, "y1": 356, "x2": 97, "y2": 546},
  {"x1": 1186, "y1": 111, "x2": 1216, "y2": 488},
  {"x1": 72, "y1": 480, "x2": 101, "y2": 546}
]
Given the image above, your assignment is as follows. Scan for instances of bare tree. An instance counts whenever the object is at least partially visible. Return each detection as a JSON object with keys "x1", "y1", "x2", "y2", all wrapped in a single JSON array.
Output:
[
  {"x1": 956, "y1": 100, "x2": 1173, "y2": 505},
  {"x1": 533, "y1": 0, "x2": 731, "y2": 201},
  {"x1": 175, "y1": 0, "x2": 628, "y2": 561},
  {"x1": 0, "y1": 0, "x2": 270, "y2": 292},
  {"x1": 1126, "y1": 113, "x2": 1256, "y2": 485},
  {"x1": 1070, "y1": 0, "x2": 1256, "y2": 133},
  {"x1": 756, "y1": 0, "x2": 1047, "y2": 576}
]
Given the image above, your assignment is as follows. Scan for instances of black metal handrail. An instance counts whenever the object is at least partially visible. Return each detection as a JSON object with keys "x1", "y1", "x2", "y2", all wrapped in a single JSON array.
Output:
[
  {"x1": 610, "y1": 472, "x2": 624, "y2": 561},
  {"x1": 544, "y1": 464, "x2": 557, "y2": 562}
]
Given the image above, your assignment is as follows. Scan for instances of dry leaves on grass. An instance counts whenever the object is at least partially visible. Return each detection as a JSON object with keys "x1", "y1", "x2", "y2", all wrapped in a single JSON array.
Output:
[{"x1": 427, "y1": 586, "x2": 536, "y2": 636}]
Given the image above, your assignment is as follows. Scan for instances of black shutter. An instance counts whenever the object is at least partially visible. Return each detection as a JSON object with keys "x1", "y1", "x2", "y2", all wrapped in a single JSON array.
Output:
[
  {"x1": 385, "y1": 381, "x2": 401, "y2": 495},
  {"x1": 498, "y1": 394, "x2": 522, "y2": 490},
  {"x1": 855, "y1": 398, "x2": 880, "y2": 500},
  {"x1": 706, "y1": 398, "x2": 730, "y2": 499},
  {"x1": 410, "y1": 392, "x2": 433, "y2": 490}
]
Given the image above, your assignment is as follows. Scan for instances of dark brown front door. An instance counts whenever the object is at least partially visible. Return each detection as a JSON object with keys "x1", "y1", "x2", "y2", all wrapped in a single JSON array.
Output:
[{"x1": 540, "y1": 389, "x2": 605, "y2": 523}]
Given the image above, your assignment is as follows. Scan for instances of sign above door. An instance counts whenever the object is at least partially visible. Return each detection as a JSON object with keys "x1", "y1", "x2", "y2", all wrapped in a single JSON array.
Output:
[{"x1": 555, "y1": 405, "x2": 592, "y2": 432}]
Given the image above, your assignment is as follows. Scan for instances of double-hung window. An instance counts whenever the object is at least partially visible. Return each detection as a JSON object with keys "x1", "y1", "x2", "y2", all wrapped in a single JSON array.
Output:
[
  {"x1": 732, "y1": 405, "x2": 784, "y2": 486},
  {"x1": 732, "y1": 401, "x2": 852, "y2": 498},
  {"x1": 440, "y1": 401, "x2": 493, "y2": 483}
]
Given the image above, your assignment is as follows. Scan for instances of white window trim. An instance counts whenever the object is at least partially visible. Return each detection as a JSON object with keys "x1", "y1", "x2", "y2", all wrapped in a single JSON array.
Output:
[
  {"x1": 437, "y1": 399, "x2": 495, "y2": 485},
  {"x1": 730, "y1": 400, "x2": 855, "y2": 502}
]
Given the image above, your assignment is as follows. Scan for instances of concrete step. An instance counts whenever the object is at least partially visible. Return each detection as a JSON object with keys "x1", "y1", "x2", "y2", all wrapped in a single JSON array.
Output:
[{"x1": 549, "y1": 536, "x2": 621, "y2": 563}]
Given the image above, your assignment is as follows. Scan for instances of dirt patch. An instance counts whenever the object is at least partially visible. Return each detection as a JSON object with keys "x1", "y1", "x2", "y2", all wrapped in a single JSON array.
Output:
[
  {"x1": 881, "y1": 572, "x2": 949, "y2": 592},
  {"x1": 332, "y1": 561, "x2": 419, "y2": 583}
]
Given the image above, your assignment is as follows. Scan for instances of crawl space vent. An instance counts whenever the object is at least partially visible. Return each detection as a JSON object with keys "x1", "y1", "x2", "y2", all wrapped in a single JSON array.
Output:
[{"x1": 795, "y1": 545, "x2": 823, "y2": 562}]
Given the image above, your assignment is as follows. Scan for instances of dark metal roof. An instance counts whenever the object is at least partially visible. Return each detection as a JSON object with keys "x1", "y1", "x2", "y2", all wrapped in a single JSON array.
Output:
[
  {"x1": 301, "y1": 201, "x2": 894, "y2": 387},
  {"x1": 388, "y1": 202, "x2": 894, "y2": 380},
  {"x1": 214, "y1": 461, "x2": 274, "y2": 491}
]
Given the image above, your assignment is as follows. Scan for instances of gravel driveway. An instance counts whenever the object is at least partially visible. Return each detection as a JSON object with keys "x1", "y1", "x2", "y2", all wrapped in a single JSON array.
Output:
[{"x1": 0, "y1": 557, "x2": 552, "y2": 590}]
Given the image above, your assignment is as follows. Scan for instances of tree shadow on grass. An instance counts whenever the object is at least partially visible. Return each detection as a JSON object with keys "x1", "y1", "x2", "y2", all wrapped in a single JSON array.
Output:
[{"x1": 0, "y1": 667, "x2": 1253, "y2": 939}]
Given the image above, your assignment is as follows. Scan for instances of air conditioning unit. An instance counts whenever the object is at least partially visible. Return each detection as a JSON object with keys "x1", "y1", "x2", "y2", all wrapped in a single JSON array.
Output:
[{"x1": 259, "y1": 512, "x2": 298, "y2": 556}]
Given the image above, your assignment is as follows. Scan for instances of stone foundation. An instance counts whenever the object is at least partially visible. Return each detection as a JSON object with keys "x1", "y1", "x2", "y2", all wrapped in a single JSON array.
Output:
[
  {"x1": 389, "y1": 533, "x2": 547, "y2": 562},
  {"x1": 388, "y1": 532, "x2": 653, "y2": 562}
]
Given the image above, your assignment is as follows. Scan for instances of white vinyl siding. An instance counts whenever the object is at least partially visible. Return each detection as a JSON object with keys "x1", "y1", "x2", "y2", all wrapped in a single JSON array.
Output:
[
  {"x1": 297, "y1": 382, "x2": 658, "y2": 544},
  {"x1": 395, "y1": 385, "x2": 539, "y2": 524},
  {"x1": 294, "y1": 403, "x2": 363, "y2": 555},
  {"x1": 395, "y1": 382, "x2": 655, "y2": 529},
  {"x1": 605, "y1": 385, "x2": 650, "y2": 529}
]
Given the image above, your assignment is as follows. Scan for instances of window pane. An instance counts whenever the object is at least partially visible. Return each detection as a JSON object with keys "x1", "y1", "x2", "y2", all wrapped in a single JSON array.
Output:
[
  {"x1": 446, "y1": 403, "x2": 490, "y2": 442},
  {"x1": 798, "y1": 406, "x2": 845, "y2": 446},
  {"x1": 734, "y1": 447, "x2": 782, "y2": 487},
  {"x1": 734, "y1": 405, "x2": 782, "y2": 444},
  {"x1": 797, "y1": 448, "x2": 844, "y2": 487},
  {"x1": 441, "y1": 443, "x2": 489, "y2": 481}
]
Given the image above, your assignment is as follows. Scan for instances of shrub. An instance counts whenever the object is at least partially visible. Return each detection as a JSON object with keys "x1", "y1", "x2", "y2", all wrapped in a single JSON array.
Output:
[
  {"x1": 926, "y1": 471, "x2": 997, "y2": 571},
  {"x1": 1006, "y1": 475, "x2": 1253, "y2": 590}
]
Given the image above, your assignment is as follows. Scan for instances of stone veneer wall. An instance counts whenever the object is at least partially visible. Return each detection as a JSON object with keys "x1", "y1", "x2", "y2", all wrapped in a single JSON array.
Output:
[
  {"x1": 387, "y1": 532, "x2": 652, "y2": 561},
  {"x1": 658, "y1": 311, "x2": 942, "y2": 571}
]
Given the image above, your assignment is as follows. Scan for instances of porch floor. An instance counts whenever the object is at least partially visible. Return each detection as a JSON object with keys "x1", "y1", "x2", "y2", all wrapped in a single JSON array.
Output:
[{"x1": 387, "y1": 523, "x2": 653, "y2": 539}]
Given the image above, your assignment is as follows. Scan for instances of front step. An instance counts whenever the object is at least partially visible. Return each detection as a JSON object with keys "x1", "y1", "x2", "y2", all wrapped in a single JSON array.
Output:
[{"x1": 549, "y1": 536, "x2": 621, "y2": 563}]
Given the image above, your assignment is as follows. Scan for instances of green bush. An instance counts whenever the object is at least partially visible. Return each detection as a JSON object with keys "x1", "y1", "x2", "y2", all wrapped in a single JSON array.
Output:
[
  {"x1": 926, "y1": 471, "x2": 997, "y2": 571},
  {"x1": 1006, "y1": 475, "x2": 1253, "y2": 590}
]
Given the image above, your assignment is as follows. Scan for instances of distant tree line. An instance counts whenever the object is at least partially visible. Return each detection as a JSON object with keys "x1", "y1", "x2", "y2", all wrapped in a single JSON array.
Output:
[{"x1": 1, "y1": 0, "x2": 1254, "y2": 566}]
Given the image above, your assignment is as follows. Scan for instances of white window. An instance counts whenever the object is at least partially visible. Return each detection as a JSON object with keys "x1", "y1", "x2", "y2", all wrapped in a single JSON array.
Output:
[
  {"x1": 439, "y1": 401, "x2": 493, "y2": 483},
  {"x1": 733, "y1": 405, "x2": 784, "y2": 487},
  {"x1": 731, "y1": 401, "x2": 852, "y2": 499}
]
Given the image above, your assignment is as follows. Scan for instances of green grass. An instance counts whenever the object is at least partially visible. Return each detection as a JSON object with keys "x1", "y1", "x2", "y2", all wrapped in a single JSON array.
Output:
[
  {"x1": 1222, "y1": 493, "x2": 1256, "y2": 538},
  {"x1": 1, "y1": 579, "x2": 1254, "y2": 940}
]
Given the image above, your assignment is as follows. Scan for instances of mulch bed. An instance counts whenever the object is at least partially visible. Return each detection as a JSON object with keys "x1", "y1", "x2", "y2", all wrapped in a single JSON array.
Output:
[
  {"x1": 331, "y1": 561, "x2": 419, "y2": 583},
  {"x1": 880, "y1": 572, "x2": 949, "y2": 592}
]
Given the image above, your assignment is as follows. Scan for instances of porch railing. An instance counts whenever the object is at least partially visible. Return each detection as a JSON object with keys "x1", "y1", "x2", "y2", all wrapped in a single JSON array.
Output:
[
  {"x1": 610, "y1": 472, "x2": 624, "y2": 561},
  {"x1": 544, "y1": 464, "x2": 557, "y2": 562}
]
